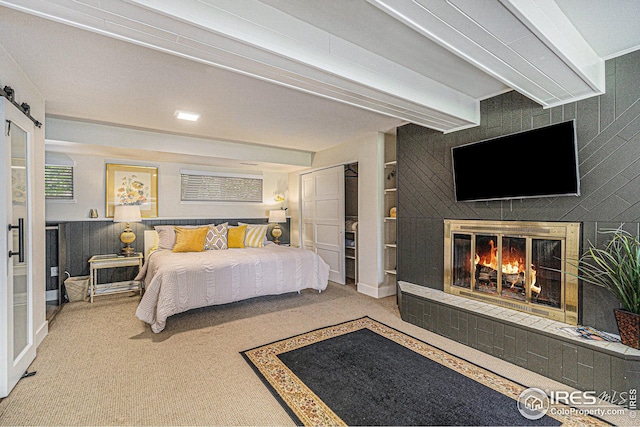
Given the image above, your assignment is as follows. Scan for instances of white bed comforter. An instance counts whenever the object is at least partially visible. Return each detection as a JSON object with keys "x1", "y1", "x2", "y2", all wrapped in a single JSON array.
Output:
[{"x1": 135, "y1": 244, "x2": 329, "y2": 332}]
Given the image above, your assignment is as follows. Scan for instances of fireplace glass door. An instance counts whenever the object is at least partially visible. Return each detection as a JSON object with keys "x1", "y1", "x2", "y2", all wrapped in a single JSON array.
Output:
[
  {"x1": 452, "y1": 233, "x2": 563, "y2": 307},
  {"x1": 445, "y1": 220, "x2": 580, "y2": 324},
  {"x1": 531, "y1": 239, "x2": 562, "y2": 309},
  {"x1": 452, "y1": 234, "x2": 472, "y2": 289},
  {"x1": 475, "y1": 234, "x2": 500, "y2": 295}
]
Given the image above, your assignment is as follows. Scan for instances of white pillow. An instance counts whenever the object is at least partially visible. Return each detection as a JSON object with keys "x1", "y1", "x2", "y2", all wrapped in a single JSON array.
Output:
[{"x1": 154, "y1": 225, "x2": 177, "y2": 250}]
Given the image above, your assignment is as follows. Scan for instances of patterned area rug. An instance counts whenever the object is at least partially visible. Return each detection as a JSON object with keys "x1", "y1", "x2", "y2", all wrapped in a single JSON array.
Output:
[{"x1": 242, "y1": 317, "x2": 610, "y2": 426}]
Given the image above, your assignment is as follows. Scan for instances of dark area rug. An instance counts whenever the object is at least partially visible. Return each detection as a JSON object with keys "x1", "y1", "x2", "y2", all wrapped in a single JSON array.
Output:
[{"x1": 241, "y1": 317, "x2": 608, "y2": 426}]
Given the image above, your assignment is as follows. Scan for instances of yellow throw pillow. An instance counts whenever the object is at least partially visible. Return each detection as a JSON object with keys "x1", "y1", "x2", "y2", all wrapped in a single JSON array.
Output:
[
  {"x1": 173, "y1": 226, "x2": 209, "y2": 252},
  {"x1": 228, "y1": 225, "x2": 248, "y2": 248}
]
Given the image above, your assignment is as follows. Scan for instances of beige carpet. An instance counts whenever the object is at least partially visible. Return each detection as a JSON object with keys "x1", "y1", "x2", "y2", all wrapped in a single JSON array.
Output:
[{"x1": 0, "y1": 283, "x2": 633, "y2": 426}]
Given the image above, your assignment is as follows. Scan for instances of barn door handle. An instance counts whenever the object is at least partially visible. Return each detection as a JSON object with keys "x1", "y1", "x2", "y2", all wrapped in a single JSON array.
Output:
[{"x1": 8, "y1": 218, "x2": 24, "y2": 263}]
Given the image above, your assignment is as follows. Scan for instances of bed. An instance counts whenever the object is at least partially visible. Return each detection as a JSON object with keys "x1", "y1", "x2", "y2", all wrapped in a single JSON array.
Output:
[{"x1": 135, "y1": 228, "x2": 330, "y2": 333}]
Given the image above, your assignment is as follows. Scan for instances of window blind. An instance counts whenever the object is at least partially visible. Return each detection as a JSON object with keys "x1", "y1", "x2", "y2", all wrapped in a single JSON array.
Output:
[
  {"x1": 45, "y1": 165, "x2": 74, "y2": 199},
  {"x1": 180, "y1": 170, "x2": 263, "y2": 202}
]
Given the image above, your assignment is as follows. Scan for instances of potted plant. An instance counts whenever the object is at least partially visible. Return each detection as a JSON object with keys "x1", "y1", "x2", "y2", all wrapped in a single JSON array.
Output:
[{"x1": 573, "y1": 227, "x2": 640, "y2": 348}]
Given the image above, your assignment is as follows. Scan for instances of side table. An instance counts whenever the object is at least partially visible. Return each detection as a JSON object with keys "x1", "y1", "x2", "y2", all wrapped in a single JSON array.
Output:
[{"x1": 88, "y1": 253, "x2": 143, "y2": 303}]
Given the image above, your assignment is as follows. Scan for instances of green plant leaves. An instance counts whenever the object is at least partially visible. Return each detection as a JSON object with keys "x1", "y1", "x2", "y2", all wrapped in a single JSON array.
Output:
[{"x1": 575, "y1": 227, "x2": 640, "y2": 315}]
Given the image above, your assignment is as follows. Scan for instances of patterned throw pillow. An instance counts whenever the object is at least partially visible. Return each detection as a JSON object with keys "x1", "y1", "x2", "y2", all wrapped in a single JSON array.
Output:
[
  {"x1": 205, "y1": 222, "x2": 228, "y2": 250},
  {"x1": 239, "y1": 222, "x2": 269, "y2": 248}
]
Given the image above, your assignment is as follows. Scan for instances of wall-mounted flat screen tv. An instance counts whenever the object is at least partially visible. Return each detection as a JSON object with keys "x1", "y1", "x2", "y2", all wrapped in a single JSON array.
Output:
[{"x1": 452, "y1": 120, "x2": 580, "y2": 202}]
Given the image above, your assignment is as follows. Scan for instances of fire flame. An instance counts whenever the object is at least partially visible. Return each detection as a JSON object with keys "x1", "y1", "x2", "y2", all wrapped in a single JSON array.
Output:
[{"x1": 475, "y1": 239, "x2": 539, "y2": 294}]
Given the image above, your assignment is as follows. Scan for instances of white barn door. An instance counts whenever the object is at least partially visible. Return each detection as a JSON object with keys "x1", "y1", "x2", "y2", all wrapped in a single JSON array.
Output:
[
  {"x1": 1, "y1": 99, "x2": 36, "y2": 397},
  {"x1": 301, "y1": 166, "x2": 345, "y2": 284}
]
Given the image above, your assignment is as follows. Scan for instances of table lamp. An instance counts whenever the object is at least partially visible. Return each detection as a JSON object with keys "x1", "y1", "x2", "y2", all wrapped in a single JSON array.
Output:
[
  {"x1": 113, "y1": 205, "x2": 142, "y2": 256},
  {"x1": 268, "y1": 209, "x2": 287, "y2": 244}
]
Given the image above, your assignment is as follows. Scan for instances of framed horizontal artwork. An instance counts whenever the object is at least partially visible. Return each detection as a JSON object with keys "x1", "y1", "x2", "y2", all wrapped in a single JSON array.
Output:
[{"x1": 105, "y1": 163, "x2": 158, "y2": 218}]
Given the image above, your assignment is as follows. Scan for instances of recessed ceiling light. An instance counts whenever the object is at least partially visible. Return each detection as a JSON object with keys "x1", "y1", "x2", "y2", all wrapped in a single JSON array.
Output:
[{"x1": 174, "y1": 110, "x2": 200, "y2": 122}]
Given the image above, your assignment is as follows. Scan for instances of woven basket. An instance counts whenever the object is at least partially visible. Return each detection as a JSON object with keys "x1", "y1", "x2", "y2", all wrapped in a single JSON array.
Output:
[
  {"x1": 64, "y1": 276, "x2": 90, "y2": 302},
  {"x1": 614, "y1": 308, "x2": 640, "y2": 349}
]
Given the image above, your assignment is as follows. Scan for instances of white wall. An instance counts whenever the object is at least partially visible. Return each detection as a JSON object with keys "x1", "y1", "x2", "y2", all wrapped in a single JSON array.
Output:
[
  {"x1": 289, "y1": 132, "x2": 393, "y2": 298},
  {"x1": 45, "y1": 153, "x2": 289, "y2": 221},
  {"x1": 0, "y1": 42, "x2": 47, "y2": 346}
]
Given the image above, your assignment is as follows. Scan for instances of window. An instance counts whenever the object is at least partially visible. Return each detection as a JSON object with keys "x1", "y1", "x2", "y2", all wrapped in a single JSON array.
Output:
[
  {"x1": 45, "y1": 165, "x2": 74, "y2": 200},
  {"x1": 180, "y1": 170, "x2": 263, "y2": 202}
]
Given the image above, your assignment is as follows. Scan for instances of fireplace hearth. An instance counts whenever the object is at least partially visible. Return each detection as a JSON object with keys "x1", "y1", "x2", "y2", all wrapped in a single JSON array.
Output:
[{"x1": 444, "y1": 220, "x2": 580, "y2": 324}]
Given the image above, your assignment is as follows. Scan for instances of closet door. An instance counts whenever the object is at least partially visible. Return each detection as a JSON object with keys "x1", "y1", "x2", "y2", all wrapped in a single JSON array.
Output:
[{"x1": 300, "y1": 166, "x2": 345, "y2": 284}]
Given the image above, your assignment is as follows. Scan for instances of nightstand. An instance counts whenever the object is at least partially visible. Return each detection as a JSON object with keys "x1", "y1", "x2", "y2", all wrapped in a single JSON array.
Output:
[{"x1": 88, "y1": 253, "x2": 143, "y2": 303}]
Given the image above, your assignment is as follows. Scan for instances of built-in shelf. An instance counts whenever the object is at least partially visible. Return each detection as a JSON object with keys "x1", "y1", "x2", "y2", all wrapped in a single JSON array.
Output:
[
  {"x1": 384, "y1": 133, "x2": 396, "y2": 293},
  {"x1": 345, "y1": 221, "x2": 357, "y2": 284}
]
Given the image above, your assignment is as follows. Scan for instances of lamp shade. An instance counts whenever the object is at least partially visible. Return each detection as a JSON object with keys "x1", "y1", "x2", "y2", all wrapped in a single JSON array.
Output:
[
  {"x1": 113, "y1": 205, "x2": 142, "y2": 223},
  {"x1": 268, "y1": 209, "x2": 287, "y2": 223}
]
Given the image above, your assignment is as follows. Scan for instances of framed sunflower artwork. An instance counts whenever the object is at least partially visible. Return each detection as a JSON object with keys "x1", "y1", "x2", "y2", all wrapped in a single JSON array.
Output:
[{"x1": 105, "y1": 163, "x2": 158, "y2": 218}]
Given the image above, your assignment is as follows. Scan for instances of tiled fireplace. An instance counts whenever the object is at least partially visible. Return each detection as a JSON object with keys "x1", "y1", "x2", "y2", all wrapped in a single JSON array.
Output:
[
  {"x1": 399, "y1": 219, "x2": 639, "y2": 403},
  {"x1": 444, "y1": 220, "x2": 580, "y2": 325}
]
